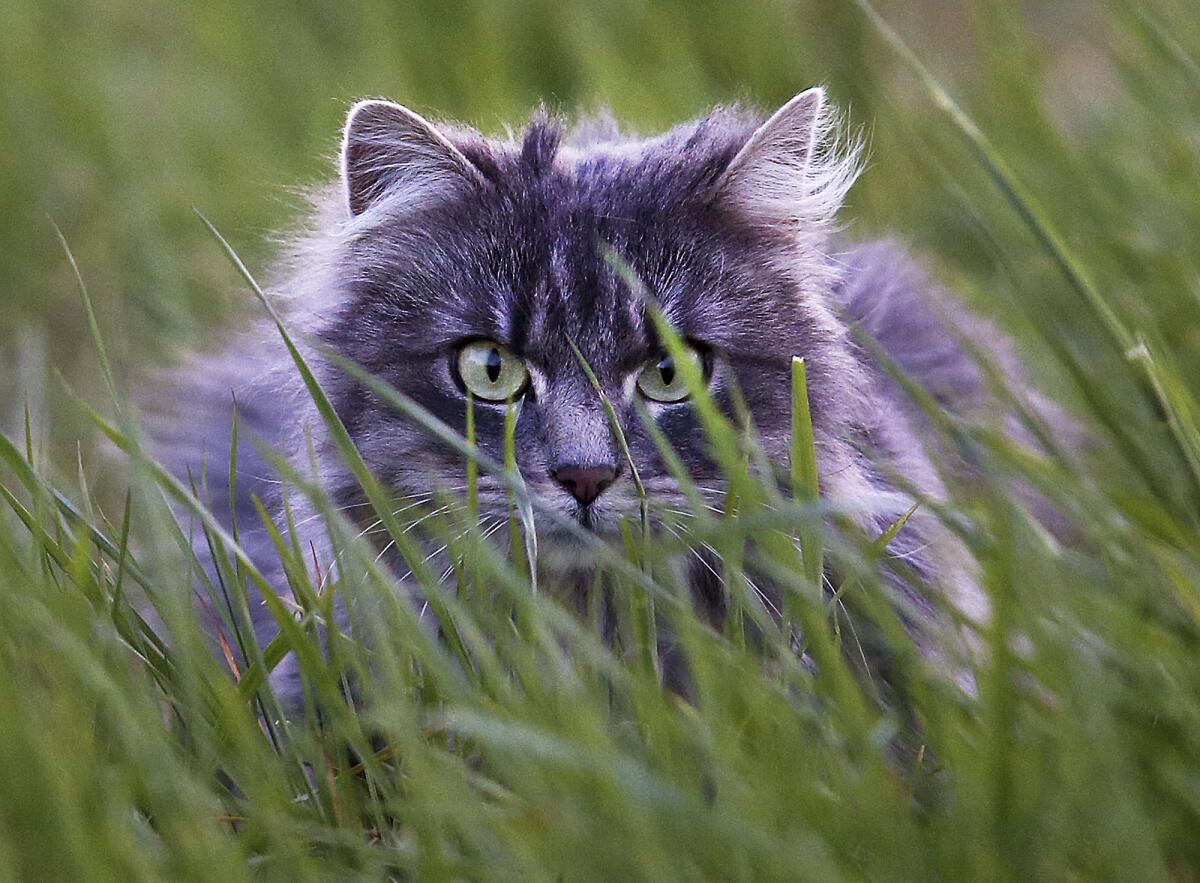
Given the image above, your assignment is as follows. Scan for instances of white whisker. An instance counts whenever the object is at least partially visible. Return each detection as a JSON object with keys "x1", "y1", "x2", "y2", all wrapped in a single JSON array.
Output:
[
  {"x1": 417, "y1": 517, "x2": 504, "y2": 621},
  {"x1": 887, "y1": 540, "x2": 933, "y2": 562},
  {"x1": 668, "y1": 520, "x2": 786, "y2": 624},
  {"x1": 288, "y1": 500, "x2": 376, "y2": 531},
  {"x1": 369, "y1": 504, "x2": 456, "y2": 568}
]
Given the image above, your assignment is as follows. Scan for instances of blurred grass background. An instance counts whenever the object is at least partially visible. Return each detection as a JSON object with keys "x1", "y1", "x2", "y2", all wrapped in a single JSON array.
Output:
[{"x1": 3, "y1": 0, "x2": 1200, "y2": 879}]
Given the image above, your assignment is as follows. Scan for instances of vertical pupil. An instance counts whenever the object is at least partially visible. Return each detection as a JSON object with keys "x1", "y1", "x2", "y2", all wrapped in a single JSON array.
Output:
[
  {"x1": 485, "y1": 348, "x2": 503, "y2": 383},
  {"x1": 658, "y1": 356, "x2": 675, "y2": 386}
]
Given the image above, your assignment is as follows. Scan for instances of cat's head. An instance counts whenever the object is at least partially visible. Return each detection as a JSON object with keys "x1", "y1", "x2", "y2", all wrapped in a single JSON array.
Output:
[{"x1": 304, "y1": 89, "x2": 864, "y2": 573}]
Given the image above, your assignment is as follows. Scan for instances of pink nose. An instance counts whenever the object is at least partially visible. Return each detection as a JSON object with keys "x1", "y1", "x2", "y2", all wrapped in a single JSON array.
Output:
[{"x1": 551, "y1": 464, "x2": 618, "y2": 506}]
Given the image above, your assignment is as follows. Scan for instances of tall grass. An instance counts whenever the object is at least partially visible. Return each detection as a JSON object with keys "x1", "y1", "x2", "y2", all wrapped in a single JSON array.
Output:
[{"x1": 3, "y1": 0, "x2": 1200, "y2": 880}]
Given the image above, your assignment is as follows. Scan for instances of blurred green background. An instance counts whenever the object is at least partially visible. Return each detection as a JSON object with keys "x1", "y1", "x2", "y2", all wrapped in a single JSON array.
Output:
[
  {"x1": 6, "y1": 0, "x2": 1191, "y2": 425},
  {"x1": 4, "y1": 3, "x2": 1200, "y2": 879}
]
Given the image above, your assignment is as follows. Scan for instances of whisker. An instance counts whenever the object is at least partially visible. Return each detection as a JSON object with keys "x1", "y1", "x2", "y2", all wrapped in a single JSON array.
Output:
[
  {"x1": 318, "y1": 502, "x2": 453, "y2": 590},
  {"x1": 480, "y1": 518, "x2": 508, "y2": 541},
  {"x1": 669, "y1": 520, "x2": 786, "y2": 625},
  {"x1": 662, "y1": 523, "x2": 748, "y2": 607},
  {"x1": 326, "y1": 494, "x2": 438, "y2": 549},
  {"x1": 416, "y1": 517, "x2": 504, "y2": 622},
  {"x1": 368, "y1": 504, "x2": 456, "y2": 568},
  {"x1": 887, "y1": 540, "x2": 933, "y2": 562},
  {"x1": 391, "y1": 510, "x2": 499, "y2": 577},
  {"x1": 288, "y1": 500, "x2": 376, "y2": 531},
  {"x1": 836, "y1": 596, "x2": 874, "y2": 682}
]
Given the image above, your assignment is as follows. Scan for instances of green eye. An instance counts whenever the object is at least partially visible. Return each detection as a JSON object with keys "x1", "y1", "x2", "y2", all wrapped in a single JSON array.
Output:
[
  {"x1": 636, "y1": 346, "x2": 704, "y2": 403},
  {"x1": 456, "y1": 341, "x2": 529, "y2": 402}
]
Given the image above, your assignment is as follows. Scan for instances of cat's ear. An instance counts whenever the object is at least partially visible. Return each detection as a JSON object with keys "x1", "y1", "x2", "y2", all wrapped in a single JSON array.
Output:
[
  {"x1": 719, "y1": 87, "x2": 859, "y2": 227},
  {"x1": 340, "y1": 99, "x2": 483, "y2": 217}
]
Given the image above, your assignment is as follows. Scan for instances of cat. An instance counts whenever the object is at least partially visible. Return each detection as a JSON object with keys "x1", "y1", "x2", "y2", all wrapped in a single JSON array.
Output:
[{"x1": 162, "y1": 88, "x2": 1023, "y2": 702}]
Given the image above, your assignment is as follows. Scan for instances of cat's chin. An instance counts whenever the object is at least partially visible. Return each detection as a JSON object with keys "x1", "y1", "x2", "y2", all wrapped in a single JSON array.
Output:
[
  {"x1": 534, "y1": 515, "x2": 626, "y2": 577},
  {"x1": 536, "y1": 539, "x2": 601, "y2": 578}
]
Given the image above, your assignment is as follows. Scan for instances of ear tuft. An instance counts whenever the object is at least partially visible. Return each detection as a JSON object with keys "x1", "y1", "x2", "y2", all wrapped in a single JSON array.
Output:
[
  {"x1": 720, "y1": 87, "x2": 861, "y2": 230},
  {"x1": 340, "y1": 100, "x2": 482, "y2": 217}
]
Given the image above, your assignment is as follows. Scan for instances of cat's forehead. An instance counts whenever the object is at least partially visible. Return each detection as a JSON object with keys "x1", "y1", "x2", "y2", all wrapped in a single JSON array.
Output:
[
  {"x1": 348, "y1": 109, "x2": 807, "y2": 368},
  {"x1": 475, "y1": 115, "x2": 760, "y2": 355}
]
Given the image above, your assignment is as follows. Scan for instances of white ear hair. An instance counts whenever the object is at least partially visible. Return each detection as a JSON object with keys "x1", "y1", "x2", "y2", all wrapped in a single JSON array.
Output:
[
  {"x1": 340, "y1": 99, "x2": 483, "y2": 217},
  {"x1": 721, "y1": 87, "x2": 861, "y2": 229}
]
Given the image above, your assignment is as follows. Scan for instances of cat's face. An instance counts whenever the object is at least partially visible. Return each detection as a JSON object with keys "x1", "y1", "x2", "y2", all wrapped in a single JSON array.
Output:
[{"x1": 314, "y1": 92, "x2": 859, "y2": 573}]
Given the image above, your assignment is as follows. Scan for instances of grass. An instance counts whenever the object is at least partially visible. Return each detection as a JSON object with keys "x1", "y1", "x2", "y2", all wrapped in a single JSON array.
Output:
[{"x1": 3, "y1": 0, "x2": 1200, "y2": 880}]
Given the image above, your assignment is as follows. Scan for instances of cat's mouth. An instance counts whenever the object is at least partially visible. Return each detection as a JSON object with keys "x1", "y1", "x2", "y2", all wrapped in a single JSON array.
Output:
[
  {"x1": 575, "y1": 505, "x2": 601, "y2": 531},
  {"x1": 542, "y1": 505, "x2": 613, "y2": 538},
  {"x1": 537, "y1": 503, "x2": 623, "y2": 547}
]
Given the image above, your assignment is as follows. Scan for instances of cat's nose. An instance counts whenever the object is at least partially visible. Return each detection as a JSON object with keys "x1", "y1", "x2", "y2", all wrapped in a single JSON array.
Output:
[{"x1": 551, "y1": 463, "x2": 618, "y2": 506}]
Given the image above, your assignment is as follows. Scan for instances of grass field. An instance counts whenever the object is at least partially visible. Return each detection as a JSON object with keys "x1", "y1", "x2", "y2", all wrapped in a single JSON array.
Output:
[{"x1": 3, "y1": 0, "x2": 1200, "y2": 879}]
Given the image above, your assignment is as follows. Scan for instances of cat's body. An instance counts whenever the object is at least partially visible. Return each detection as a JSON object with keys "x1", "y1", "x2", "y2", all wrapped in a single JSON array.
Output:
[{"x1": 161, "y1": 90, "x2": 1021, "y2": 698}]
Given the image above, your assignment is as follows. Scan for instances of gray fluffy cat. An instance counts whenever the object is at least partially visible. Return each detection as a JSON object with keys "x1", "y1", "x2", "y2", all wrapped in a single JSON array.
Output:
[{"x1": 168, "y1": 88, "x2": 1012, "y2": 697}]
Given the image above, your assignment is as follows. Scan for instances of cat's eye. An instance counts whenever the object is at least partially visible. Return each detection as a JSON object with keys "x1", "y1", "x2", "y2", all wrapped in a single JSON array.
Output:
[
  {"x1": 456, "y1": 340, "x2": 529, "y2": 402},
  {"x1": 636, "y1": 346, "x2": 704, "y2": 403}
]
